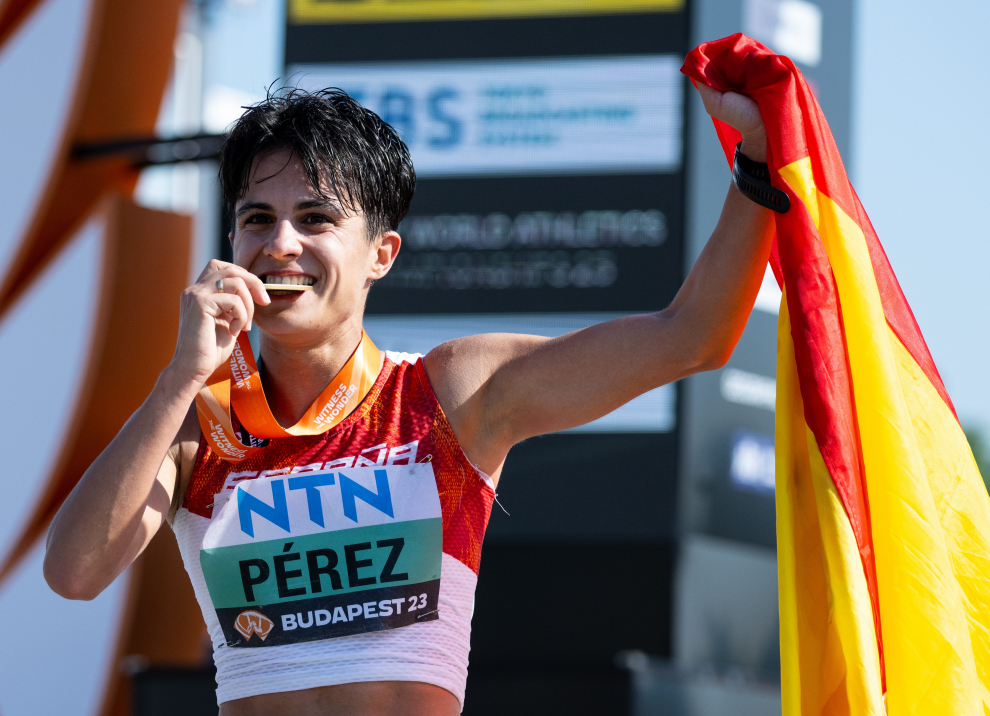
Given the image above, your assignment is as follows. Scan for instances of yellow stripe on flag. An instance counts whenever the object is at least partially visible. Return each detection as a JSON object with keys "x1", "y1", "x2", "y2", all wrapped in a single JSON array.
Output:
[
  {"x1": 777, "y1": 294, "x2": 885, "y2": 715},
  {"x1": 889, "y1": 330, "x2": 990, "y2": 703},
  {"x1": 779, "y1": 156, "x2": 990, "y2": 713}
]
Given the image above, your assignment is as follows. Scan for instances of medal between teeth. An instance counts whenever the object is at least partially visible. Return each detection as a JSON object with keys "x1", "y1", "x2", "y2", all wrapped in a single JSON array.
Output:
[
  {"x1": 262, "y1": 277, "x2": 314, "y2": 292},
  {"x1": 262, "y1": 284, "x2": 313, "y2": 291}
]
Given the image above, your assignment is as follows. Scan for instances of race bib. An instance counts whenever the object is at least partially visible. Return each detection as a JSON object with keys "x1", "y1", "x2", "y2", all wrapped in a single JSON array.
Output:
[{"x1": 200, "y1": 464, "x2": 442, "y2": 648}]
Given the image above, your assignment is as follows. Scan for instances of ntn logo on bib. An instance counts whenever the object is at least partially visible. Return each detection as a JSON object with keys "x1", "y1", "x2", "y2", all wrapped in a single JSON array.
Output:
[
  {"x1": 205, "y1": 463, "x2": 441, "y2": 547},
  {"x1": 200, "y1": 464, "x2": 443, "y2": 647}
]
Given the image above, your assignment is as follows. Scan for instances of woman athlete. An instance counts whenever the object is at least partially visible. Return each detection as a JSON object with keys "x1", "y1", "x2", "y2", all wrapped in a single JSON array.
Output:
[{"x1": 43, "y1": 82, "x2": 772, "y2": 715}]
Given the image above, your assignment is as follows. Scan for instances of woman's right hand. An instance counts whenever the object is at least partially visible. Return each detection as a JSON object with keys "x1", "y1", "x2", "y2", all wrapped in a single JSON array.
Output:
[
  {"x1": 44, "y1": 258, "x2": 270, "y2": 600},
  {"x1": 170, "y1": 260, "x2": 271, "y2": 388}
]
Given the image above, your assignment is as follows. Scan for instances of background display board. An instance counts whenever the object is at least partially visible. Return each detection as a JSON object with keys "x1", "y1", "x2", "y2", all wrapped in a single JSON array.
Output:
[
  {"x1": 286, "y1": 9, "x2": 688, "y2": 317},
  {"x1": 286, "y1": 4, "x2": 689, "y2": 715}
]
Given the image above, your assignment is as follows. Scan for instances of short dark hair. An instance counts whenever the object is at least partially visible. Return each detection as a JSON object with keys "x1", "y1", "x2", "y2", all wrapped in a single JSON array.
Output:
[{"x1": 218, "y1": 87, "x2": 416, "y2": 240}]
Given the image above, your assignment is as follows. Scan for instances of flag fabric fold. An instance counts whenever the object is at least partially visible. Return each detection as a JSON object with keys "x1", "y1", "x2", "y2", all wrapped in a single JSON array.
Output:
[{"x1": 682, "y1": 34, "x2": 990, "y2": 715}]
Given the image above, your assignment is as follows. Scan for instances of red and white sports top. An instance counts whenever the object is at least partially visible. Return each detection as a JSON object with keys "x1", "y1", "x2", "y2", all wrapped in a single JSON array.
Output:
[{"x1": 172, "y1": 352, "x2": 495, "y2": 708}]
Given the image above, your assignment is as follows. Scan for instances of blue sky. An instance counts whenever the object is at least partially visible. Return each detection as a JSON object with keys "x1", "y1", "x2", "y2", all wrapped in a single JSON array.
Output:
[{"x1": 854, "y1": 0, "x2": 990, "y2": 432}]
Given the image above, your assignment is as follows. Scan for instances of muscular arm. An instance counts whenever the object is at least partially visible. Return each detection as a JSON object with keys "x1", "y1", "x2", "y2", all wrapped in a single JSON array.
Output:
[{"x1": 425, "y1": 86, "x2": 775, "y2": 479}]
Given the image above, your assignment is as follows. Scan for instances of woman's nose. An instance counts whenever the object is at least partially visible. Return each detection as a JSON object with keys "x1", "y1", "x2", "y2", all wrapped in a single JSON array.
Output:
[{"x1": 264, "y1": 219, "x2": 303, "y2": 260}]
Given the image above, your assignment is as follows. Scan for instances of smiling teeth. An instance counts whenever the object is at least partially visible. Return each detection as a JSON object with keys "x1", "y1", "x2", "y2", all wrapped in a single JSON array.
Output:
[{"x1": 262, "y1": 275, "x2": 315, "y2": 285}]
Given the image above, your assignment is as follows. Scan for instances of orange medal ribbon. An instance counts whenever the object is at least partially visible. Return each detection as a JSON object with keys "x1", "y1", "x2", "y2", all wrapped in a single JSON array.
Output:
[{"x1": 195, "y1": 331, "x2": 382, "y2": 463}]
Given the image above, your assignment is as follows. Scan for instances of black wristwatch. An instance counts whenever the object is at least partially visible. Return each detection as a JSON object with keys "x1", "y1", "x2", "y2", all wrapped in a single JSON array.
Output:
[{"x1": 732, "y1": 142, "x2": 790, "y2": 213}]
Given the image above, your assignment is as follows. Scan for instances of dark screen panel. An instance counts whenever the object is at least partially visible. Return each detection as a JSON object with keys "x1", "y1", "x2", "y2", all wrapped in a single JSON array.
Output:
[
  {"x1": 285, "y1": 13, "x2": 688, "y2": 64},
  {"x1": 463, "y1": 665, "x2": 631, "y2": 716},
  {"x1": 487, "y1": 432, "x2": 679, "y2": 543},
  {"x1": 470, "y1": 544, "x2": 674, "y2": 666},
  {"x1": 369, "y1": 174, "x2": 684, "y2": 314}
]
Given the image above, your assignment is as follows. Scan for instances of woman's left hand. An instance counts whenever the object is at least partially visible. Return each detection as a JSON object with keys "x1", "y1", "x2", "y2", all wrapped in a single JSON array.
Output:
[{"x1": 695, "y1": 82, "x2": 768, "y2": 162}]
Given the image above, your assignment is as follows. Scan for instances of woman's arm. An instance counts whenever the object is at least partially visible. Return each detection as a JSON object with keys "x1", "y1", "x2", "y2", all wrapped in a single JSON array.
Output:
[
  {"x1": 44, "y1": 378, "x2": 198, "y2": 600},
  {"x1": 43, "y1": 260, "x2": 269, "y2": 600}
]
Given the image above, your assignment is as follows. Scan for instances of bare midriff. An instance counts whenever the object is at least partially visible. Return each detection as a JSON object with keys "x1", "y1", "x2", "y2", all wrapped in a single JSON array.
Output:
[{"x1": 219, "y1": 681, "x2": 461, "y2": 716}]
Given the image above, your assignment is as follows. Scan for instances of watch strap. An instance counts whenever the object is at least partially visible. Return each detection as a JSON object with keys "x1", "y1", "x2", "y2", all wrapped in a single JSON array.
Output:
[{"x1": 732, "y1": 142, "x2": 790, "y2": 214}]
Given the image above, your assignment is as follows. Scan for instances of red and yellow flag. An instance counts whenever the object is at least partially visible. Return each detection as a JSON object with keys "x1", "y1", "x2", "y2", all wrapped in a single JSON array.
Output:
[{"x1": 683, "y1": 35, "x2": 990, "y2": 715}]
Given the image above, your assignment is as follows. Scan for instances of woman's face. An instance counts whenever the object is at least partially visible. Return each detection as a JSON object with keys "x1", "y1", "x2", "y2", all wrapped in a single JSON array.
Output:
[{"x1": 230, "y1": 149, "x2": 399, "y2": 346}]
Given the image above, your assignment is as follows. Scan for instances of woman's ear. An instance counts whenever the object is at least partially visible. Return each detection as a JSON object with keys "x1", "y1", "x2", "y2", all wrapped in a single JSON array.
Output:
[{"x1": 370, "y1": 231, "x2": 401, "y2": 280}]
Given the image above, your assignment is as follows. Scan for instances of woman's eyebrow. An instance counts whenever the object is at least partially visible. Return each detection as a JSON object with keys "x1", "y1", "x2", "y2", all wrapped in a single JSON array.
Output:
[
  {"x1": 297, "y1": 198, "x2": 345, "y2": 212},
  {"x1": 235, "y1": 201, "x2": 275, "y2": 218}
]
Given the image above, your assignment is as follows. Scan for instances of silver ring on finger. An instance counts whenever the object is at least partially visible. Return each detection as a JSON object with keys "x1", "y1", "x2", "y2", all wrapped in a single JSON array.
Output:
[{"x1": 216, "y1": 278, "x2": 224, "y2": 294}]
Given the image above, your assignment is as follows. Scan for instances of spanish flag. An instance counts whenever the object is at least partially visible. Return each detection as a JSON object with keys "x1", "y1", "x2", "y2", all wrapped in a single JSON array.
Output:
[{"x1": 683, "y1": 35, "x2": 990, "y2": 714}]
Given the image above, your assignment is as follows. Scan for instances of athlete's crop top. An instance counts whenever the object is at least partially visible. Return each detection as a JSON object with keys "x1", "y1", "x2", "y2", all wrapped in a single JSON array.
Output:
[{"x1": 172, "y1": 352, "x2": 495, "y2": 708}]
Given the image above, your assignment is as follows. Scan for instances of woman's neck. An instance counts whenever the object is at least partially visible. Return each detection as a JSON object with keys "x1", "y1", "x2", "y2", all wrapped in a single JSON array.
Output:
[{"x1": 257, "y1": 320, "x2": 367, "y2": 427}]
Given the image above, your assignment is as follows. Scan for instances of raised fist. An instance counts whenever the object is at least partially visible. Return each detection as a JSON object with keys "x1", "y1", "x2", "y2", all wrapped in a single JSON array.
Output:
[{"x1": 695, "y1": 82, "x2": 768, "y2": 162}]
